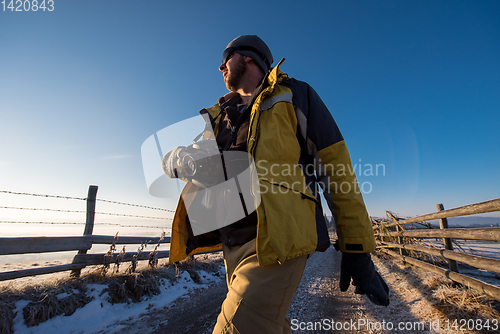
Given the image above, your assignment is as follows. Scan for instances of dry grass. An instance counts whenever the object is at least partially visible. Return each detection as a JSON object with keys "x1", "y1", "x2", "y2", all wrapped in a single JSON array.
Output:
[
  {"x1": 430, "y1": 280, "x2": 500, "y2": 320},
  {"x1": 374, "y1": 251, "x2": 500, "y2": 334},
  {"x1": 85, "y1": 251, "x2": 223, "y2": 305},
  {"x1": 104, "y1": 269, "x2": 162, "y2": 304},
  {"x1": 0, "y1": 298, "x2": 16, "y2": 334},
  {"x1": 0, "y1": 278, "x2": 92, "y2": 331},
  {"x1": 426, "y1": 277, "x2": 500, "y2": 334},
  {"x1": 375, "y1": 213, "x2": 500, "y2": 320},
  {"x1": 22, "y1": 284, "x2": 92, "y2": 327},
  {"x1": 0, "y1": 252, "x2": 223, "y2": 333}
]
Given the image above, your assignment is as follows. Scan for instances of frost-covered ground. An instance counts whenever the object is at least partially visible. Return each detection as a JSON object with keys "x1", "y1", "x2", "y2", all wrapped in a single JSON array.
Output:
[
  {"x1": 3, "y1": 246, "x2": 499, "y2": 334},
  {"x1": 5, "y1": 256, "x2": 225, "y2": 334},
  {"x1": 2, "y1": 232, "x2": 499, "y2": 334}
]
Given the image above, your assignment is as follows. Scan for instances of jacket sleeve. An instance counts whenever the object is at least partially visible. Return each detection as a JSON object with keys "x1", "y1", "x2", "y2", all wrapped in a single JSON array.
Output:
[{"x1": 287, "y1": 79, "x2": 376, "y2": 253}]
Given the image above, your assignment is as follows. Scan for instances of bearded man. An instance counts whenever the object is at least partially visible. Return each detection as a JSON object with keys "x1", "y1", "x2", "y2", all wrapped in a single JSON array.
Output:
[{"x1": 167, "y1": 35, "x2": 389, "y2": 334}]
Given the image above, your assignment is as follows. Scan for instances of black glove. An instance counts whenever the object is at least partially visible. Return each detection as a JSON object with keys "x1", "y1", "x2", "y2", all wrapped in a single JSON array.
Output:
[{"x1": 339, "y1": 252, "x2": 390, "y2": 306}]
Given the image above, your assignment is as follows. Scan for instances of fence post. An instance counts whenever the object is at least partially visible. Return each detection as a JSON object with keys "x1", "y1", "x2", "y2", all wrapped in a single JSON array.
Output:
[
  {"x1": 370, "y1": 217, "x2": 380, "y2": 244},
  {"x1": 436, "y1": 203, "x2": 459, "y2": 273},
  {"x1": 386, "y1": 211, "x2": 407, "y2": 262},
  {"x1": 71, "y1": 185, "x2": 98, "y2": 277},
  {"x1": 395, "y1": 224, "x2": 406, "y2": 256},
  {"x1": 386, "y1": 211, "x2": 407, "y2": 257}
]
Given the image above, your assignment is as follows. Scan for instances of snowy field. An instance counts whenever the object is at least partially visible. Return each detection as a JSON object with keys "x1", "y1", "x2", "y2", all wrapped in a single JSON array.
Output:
[
  {"x1": 451, "y1": 240, "x2": 500, "y2": 287},
  {"x1": 414, "y1": 239, "x2": 500, "y2": 287},
  {"x1": 3, "y1": 254, "x2": 225, "y2": 334},
  {"x1": 453, "y1": 240, "x2": 500, "y2": 260},
  {"x1": 11, "y1": 271, "x2": 221, "y2": 334}
]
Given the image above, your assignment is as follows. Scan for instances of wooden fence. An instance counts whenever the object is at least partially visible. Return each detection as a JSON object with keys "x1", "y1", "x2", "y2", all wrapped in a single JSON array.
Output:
[
  {"x1": 2, "y1": 185, "x2": 500, "y2": 304},
  {"x1": 373, "y1": 198, "x2": 500, "y2": 301},
  {"x1": 0, "y1": 185, "x2": 173, "y2": 282}
]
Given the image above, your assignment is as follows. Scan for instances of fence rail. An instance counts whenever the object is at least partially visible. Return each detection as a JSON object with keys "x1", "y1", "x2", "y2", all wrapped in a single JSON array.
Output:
[
  {"x1": 379, "y1": 248, "x2": 500, "y2": 301},
  {"x1": 380, "y1": 198, "x2": 500, "y2": 228},
  {"x1": 0, "y1": 185, "x2": 176, "y2": 282},
  {"x1": 374, "y1": 227, "x2": 500, "y2": 241},
  {"x1": 373, "y1": 198, "x2": 500, "y2": 301},
  {"x1": 0, "y1": 236, "x2": 92, "y2": 255},
  {"x1": 2, "y1": 186, "x2": 500, "y2": 304},
  {"x1": 0, "y1": 235, "x2": 172, "y2": 256}
]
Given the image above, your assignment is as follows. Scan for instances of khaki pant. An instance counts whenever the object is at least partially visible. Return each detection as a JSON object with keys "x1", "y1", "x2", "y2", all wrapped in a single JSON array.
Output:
[{"x1": 212, "y1": 239, "x2": 307, "y2": 334}]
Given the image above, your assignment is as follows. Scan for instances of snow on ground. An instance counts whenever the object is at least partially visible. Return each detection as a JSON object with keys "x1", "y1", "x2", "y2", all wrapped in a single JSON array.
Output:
[
  {"x1": 421, "y1": 239, "x2": 500, "y2": 287},
  {"x1": 10, "y1": 267, "x2": 225, "y2": 334},
  {"x1": 3, "y1": 237, "x2": 499, "y2": 334},
  {"x1": 453, "y1": 240, "x2": 500, "y2": 261}
]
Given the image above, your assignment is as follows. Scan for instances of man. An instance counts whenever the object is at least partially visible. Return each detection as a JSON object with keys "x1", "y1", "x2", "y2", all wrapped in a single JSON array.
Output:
[{"x1": 167, "y1": 35, "x2": 389, "y2": 334}]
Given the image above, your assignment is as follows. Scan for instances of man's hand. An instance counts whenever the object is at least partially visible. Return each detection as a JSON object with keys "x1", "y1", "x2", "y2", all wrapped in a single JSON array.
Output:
[{"x1": 339, "y1": 252, "x2": 390, "y2": 306}]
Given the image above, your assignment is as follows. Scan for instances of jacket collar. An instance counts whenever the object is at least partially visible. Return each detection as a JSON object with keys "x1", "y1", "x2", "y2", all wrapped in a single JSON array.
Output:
[
  {"x1": 218, "y1": 92, "x2": 241, "y2": 110},
  {"x1": 265, "y1": 58, "x2": 288, "y2": 89}
]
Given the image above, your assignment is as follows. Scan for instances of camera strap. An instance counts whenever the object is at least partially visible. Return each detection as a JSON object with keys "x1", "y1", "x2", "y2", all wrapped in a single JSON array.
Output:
[{"x1": 192, "y1": 131, "x2": 204, "y2": 143}]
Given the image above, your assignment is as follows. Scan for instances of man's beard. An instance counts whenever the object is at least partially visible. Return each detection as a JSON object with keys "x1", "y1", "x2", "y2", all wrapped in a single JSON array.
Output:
[{"x1": 226, "y1": 56, "x2": 247, "y2": 91}]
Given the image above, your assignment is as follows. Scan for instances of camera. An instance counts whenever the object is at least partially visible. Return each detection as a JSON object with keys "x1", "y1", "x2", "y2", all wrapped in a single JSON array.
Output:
[{"x1": 162, "y1": 139, "x2": 225, "y2": 188}]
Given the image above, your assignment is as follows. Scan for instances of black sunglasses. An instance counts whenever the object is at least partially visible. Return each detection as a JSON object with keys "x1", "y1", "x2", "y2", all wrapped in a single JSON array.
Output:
[{"x1": 222, "y1": 46, "x2": 270, "y2": 68}]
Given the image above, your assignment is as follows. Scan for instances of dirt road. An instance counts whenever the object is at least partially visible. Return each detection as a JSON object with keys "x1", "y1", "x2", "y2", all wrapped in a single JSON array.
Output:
[
  {"x1": 104, "y1": 247, "x2": 489, "y2": 334},
  {"x1": 106, "y1": 247, "x2": 362, "y2": 333}
]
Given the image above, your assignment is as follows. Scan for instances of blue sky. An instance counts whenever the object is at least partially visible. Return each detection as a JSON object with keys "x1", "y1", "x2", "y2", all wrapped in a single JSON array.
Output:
[{"x1": 1, "y1": 0, "x2": 499, "y2": 237}]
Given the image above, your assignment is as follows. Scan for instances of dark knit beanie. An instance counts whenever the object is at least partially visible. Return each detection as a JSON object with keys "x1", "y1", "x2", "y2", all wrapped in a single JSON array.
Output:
[{"x1": 222, "y1": 35, "x2": 274, "y2": 74}]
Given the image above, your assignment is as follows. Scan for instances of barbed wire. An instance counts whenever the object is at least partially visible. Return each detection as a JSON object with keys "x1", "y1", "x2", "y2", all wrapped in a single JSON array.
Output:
[
  {"x1": 0, "y1": 220, "x2": 85, "y2": 225},
  {"x1": 0, "y1": 206, "x2": 172, "y2": 220},
  {"x1": 0, "y1": 221, "x2": 172, "y2": 229},
  {"x1": 0, "y1": 190, "x2": 176, "y2": 213},
  {"x1": 0, "y1": 190, "x2": 86, "y2": 201},
  {"x1": 95, "y1": 199, "x2": 175, "y2": 213}
]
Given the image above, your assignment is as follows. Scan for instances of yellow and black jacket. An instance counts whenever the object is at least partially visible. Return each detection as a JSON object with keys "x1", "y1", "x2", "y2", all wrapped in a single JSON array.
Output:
[{"x1": 169, "y1": 59, "x2": 376, "y2": 266}]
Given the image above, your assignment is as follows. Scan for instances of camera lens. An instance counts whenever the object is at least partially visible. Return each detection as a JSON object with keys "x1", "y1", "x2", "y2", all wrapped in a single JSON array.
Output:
[{"x1": 183, "y1": 155, "x2": 197, "y2": 176}]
